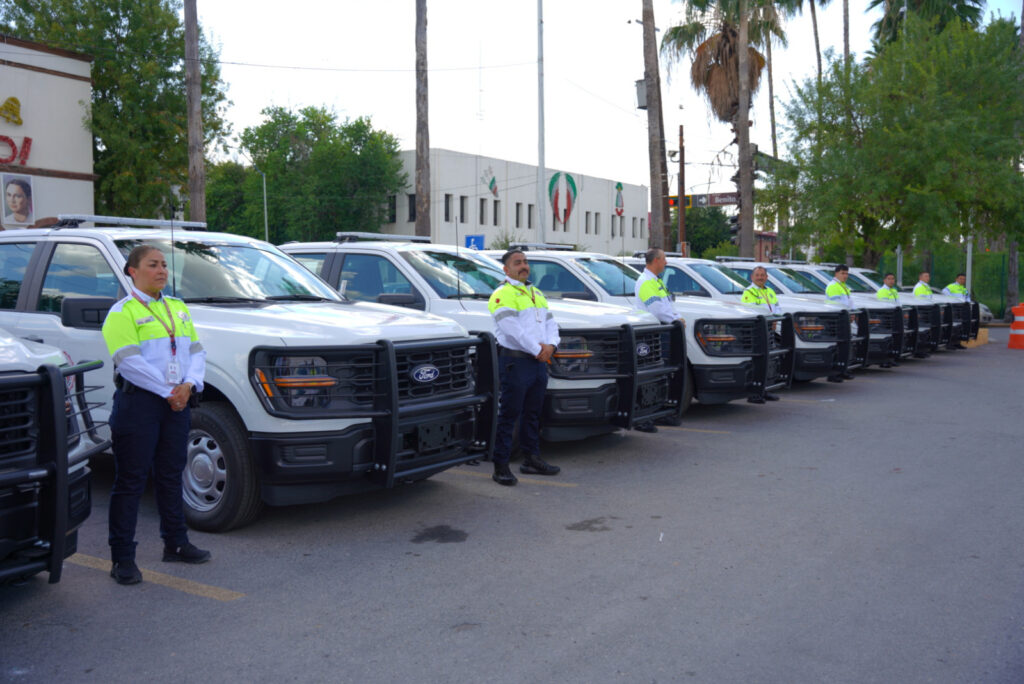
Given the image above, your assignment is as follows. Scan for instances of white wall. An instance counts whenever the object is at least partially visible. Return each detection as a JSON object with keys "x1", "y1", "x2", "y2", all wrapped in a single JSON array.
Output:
[
  {"x1": 1, "y1": 36, "x2": 94, "y2": 228},
  {"x1": 386, "y1": 149, "x2": 650, "y2": 255}
]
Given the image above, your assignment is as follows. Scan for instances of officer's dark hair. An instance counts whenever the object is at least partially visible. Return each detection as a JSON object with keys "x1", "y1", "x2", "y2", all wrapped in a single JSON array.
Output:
[
  {"x1": 884, "y1": 272, "x2": 895, "y2": 279},
  {"x1": 123, "y1": 244, "x2": 162, "y2": 277},
  {"x1": 833, "y1": 264, "x2": 849, "y2": 274},
  {"x1": 957, "y1": 272, "x2": 966, "y2": 278},
  {"x1": 645, "y1": 247, "x2": 663, "y2": 265},
  {"x1": 919, "y1": 270, "x2": 929, "y2": 278},
  {"x1": 501, "y1": 247, "x2": 524, "y2": 264}
]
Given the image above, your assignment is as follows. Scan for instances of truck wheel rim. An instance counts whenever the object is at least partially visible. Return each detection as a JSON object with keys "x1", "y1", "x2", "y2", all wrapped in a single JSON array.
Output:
[{"x1": 183, "y1": 430, "x2": 227, "y2": 513}]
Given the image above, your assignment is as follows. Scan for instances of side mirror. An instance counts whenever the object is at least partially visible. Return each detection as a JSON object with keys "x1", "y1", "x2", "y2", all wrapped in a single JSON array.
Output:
[
  {"x1": 376, "y1": 293, "x2": 423, "y2": 310},
  {"x1": 61, "y1": 297, "x2": 115, "y2": 330}
]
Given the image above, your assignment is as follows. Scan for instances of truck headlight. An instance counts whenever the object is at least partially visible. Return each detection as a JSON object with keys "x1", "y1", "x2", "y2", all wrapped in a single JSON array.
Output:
[
  {"x1": 794, "y1": 314, "x2": 827, "y2": 341},
  {"x1": 255, "y1": 355, "x2": 335, "y2": 408},
  {"x1": 551, "y1": 335, "x2": 593, "y2": 373},
  {"x1": 696, "y1": 322, "x2": 749, "y2": 355}
]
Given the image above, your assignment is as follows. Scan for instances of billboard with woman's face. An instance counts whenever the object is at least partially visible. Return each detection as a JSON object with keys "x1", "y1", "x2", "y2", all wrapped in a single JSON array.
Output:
[{"x1": 3, "y1": 173, "x2": 34, "y2": 225}]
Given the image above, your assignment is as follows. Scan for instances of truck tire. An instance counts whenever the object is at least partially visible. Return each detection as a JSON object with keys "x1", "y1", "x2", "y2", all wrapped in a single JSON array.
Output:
[
  {"x1": 679, "y1": 362, "x2": 695, "y2": 417},
  {"x1": 182, "y1": 402, "x2": 262, "y2": 532}
]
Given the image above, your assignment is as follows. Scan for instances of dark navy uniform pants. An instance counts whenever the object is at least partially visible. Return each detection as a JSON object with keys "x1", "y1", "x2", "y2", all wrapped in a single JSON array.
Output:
[
  {"x1": 108, "y1": 388, "x2": 190, "y2": 561},
  {"x1": 493, "y1": 356, "x2": 548, "y2": 465}
]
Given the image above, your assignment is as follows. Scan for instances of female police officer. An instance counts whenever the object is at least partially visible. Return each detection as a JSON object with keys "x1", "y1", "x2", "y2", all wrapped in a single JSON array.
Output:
[{"x1": 102, "y1": 245, "x2": 209, "y2": 584}]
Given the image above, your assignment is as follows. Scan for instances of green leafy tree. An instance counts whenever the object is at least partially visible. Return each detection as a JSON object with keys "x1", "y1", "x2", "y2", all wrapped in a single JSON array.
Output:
[
  {"x1": 672, "y1": 206, "x2": 733, "y2": 256},
  {"x1": 0, "y1": 0, "x2": 230, "y2": 217},
  {"x1": 760, "y1": 16, "x2": 1024, "y2": 267},
  {"x1": 211, "y1": 106, "x2": 406, "y2": 243},
  {"x1": 869, "y1": 0, "x2": 984, "y2": 46}
]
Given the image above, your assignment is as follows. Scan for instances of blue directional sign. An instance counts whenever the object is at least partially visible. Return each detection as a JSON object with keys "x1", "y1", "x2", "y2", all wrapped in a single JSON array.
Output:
[{"x1": 464, "y1": 234, "x2": 485, "y2": 250}]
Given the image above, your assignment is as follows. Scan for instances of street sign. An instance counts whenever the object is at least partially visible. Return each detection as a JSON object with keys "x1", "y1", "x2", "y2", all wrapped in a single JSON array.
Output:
[
  {"x1": 464, "y1": 234, "x2": 484, "y2": 250},
  {"x1": 709, "y1": 192, "x2": 739, "y2": 206}
]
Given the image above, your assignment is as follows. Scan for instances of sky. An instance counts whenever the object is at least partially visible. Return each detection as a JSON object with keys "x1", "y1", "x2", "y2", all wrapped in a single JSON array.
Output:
[{"x1": 197, "y1": 0, "x2": 1022, "y2": 196}]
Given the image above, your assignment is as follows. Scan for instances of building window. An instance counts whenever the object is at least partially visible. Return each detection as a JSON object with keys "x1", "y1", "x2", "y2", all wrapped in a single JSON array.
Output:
[
  {"x1": 407, "y1": 194, "x2": 416, "y2": 222},
  {"x1": 444, "y1": 194, "x2": 452, "y2": 222},
  {"x1": 459, "y1": 196, "x2": 468, "y2": 223},
  {"x1": 515, "y1": 202, "x2": 522, "y2": 228},
  {"x1": 493, "y1": 200, "x2": 500, "y2": 227},
  {"x1": 632, "y1": 217, "x2": 637, "y2": 238},
  {"x1": 479, "y1": 198, "x2": 488, "y2": 225},
  {"x1": 640, "y1": 218, "x2": 645, "y2": 237},
  {"x1": 585, "y1": 211, "x2": 591, "y2": 234},
  {"x1": 528, "y1": 204, "x2": 535, "y2": 229},
  {"x1": 387, "y1": 195, "x2": 397, "y2": 223},
  {"x1": 595, "y1": 212, "x2": 601, "y2": 235}
]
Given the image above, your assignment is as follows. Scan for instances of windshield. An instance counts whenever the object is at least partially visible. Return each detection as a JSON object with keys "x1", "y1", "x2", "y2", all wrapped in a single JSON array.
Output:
[
  {"x1": 690, "y1": 263, "x2": 748, "y2": 294},
  {"x1": 768, "y1": 267, "x2": 827, "y2": 294},
  {"x1": 815, "y1": 269, "x2": 872, "y2": 292},
  {"x1": 400, "y1": 249, "x2": 504, "y2": 298},
  {"x1": 572, "y1": 257, "x2": 639, "y2": 296},
  {"x1": 115, "y1": 239, "x2": 342, "y2": 302},
  {"x1": 853, "y1": 271, "x2": 883, "y2": 289}
]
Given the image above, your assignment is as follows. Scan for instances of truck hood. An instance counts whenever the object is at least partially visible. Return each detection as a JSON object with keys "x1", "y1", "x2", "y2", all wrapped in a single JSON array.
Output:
[
  {"x1": 189, "y1": 301, "x2": 468, "y2": 346},
  {"x1": 722, "y1": 292, "x2": 847, "y2": 314},
  {"x1": 0, "y1": 329, "x2": 67, "y2": 371},
  {"x1": 438, "y1": 298, "x2": 660, "y2": 329},
  {"x1": 670, "y1": 296, "x2": 764, "y2": 319}
]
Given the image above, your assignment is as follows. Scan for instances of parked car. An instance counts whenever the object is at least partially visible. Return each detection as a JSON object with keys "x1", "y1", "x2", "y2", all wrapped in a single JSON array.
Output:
[
  {"x1": 477, "y1": 249, "x2": 794, "y2": 412},
  {"x1": 1, "y1": 330, "x2": 108, "y2": 584},
  {"x1": 0, "y1": 216, "x2": 498, "y2": 532},
  {"x1": 280, "y1": 237, "x2": 687, "y2": 438}
]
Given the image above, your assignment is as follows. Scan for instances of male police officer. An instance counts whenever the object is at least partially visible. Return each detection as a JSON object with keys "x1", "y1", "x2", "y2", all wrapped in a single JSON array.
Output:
[
  {"x1": 487, "y1": 248, "x2": 560, "y2": 486},
  {"x1": 825, "y1": 264, "x2": 856, "y2": 381},
  {"x1": 942, "y1": 273, "x2": 970, "y2": 301},
  {"x1": 633, "y1": 248, "x2": 686, "y2": 423},
  {"x1": 737, "y1": 265, "x2": 781, "y2": 402},
  {"x1": 913, "y1": 271, "x2": 933, "y2": 300},
  {"x1": 741, "y1": 265, "x2": 781, "y2": 314},
  {"x1": 102, "y1": 245, "x2": 209, "y2": 585},
  {"x1": 876, "y1": 273, "x2": 900, "y2": 302}
]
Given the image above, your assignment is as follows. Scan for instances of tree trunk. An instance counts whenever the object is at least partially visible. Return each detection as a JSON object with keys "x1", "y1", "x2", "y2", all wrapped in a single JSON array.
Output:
[
  {"x1": 414, "y1": 0, "x2": 431, "y2": 238},
  {"x1": 737, "y1": 0, "x2": 754, "y2": 258},
  {"x1": 184, "y1": 0, "x2": 205, "y2": 222},
  {"x1": 642, "y1": 0, "x2": 665, "y2": 248},
  {"x1": 1010, "y1": 0, "x2": 1023, "y2": 320},
  {"x1": 810, "y1": 0, "x2": 822, "y2": 82}
]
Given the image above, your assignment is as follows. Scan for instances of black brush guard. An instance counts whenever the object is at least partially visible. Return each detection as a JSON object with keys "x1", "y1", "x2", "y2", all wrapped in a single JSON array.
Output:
[
  {"x1": 0, "y1": 360, "x2": 108, "y2": 584},
  {"x1": 548, "y1": 321, "x2": 687, "y2": 429},
  {"x1": 757, "y1": 314, "x2": 796, "y2": 393}
]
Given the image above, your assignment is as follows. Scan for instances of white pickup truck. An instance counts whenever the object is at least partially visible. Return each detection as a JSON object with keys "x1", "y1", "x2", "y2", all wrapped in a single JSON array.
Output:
[
  {"x1": 1, "y1": 330, "x2": 108, "y2": 583},
  {"x1": 280, "y1": 238, "x2": 687, "y2": 438},
  {"x1": 0, "y1": 216, "x2": 499, "y2": 532},
  {"x1": 478, "y1": 249, "x2": 794, "y2": 411}
]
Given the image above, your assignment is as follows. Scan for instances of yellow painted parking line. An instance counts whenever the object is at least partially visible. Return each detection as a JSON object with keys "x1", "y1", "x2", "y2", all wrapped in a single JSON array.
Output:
[
  {"x1": 67, "y1": 553, "x2": 245, "y2": 602},
  {"x1": 658, "y1": 426, "x2": 732, "y2": 435},
  {"x1": 444, "y1": 468, "x2": 579, "y2": 488}
]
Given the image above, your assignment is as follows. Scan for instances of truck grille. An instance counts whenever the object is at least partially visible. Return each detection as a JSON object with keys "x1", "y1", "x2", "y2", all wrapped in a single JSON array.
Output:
[
  {"x1": 868, "y1": 308, "x2": 896, "y2": 334},
  {"x1": 634, "y1": 330, "x2": 668, "y2": 370},
  {"x1": 396, "y1": 346, "x2": 473, "y2": 401},
  {"x1": 0, "y1": 384, "x2": 38, "y2": 469}
]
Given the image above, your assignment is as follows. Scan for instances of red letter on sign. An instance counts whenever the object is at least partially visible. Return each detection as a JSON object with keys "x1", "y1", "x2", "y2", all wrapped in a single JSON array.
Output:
[
  {"x1": 17, "y1": 137, "x2": 31, "y2": 165},
  {"x1": 0, "y1": 135, "x2": 15, "y2": 164}
]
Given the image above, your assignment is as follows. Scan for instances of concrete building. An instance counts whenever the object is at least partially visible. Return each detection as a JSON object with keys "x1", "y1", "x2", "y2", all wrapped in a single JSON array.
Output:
[
  {"x1": 0, "y1": 34, "x2": 94, "y2": 230},
  {"x1": 383, "y1": 149, "x2": 650, "y2": 255}
]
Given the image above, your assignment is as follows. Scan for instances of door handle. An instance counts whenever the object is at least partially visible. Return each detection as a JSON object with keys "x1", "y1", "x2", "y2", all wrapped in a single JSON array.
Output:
[{"x1": 24, "y1": 336, "x2": 44, "y2": 343}]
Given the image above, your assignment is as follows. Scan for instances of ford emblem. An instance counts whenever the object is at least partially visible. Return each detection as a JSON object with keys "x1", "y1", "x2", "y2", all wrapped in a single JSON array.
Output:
[
  {"x1": 636, "y1": 343, "x2": 651, "y2": 357},
  {"x1": 411, "y1": 364, "x2": 440, "y2": 383}
]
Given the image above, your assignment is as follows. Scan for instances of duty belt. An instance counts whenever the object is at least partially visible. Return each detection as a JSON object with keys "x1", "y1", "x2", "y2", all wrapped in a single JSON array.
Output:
[{"x1": 498, "y1": 346, "x2": 536, "y2": 360}]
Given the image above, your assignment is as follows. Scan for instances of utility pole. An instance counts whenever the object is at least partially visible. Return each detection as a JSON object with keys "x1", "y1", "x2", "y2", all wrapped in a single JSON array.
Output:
[
  {"x1": 736, "y1": 0, "x2": 754, "y2": 258},
  {"x1": 677, "y1": 125, "x2": 685, "y2": 254},
  {"x1": 184, "y1": 0, "x2": 205, "y2": 222},
  {"x1": 537, "y1": 0, "x2": 547, "y2": 244},
  {"x1": 414, "y1": 0, "x2": 431, "y2": 238},
  {"x1": 641, "y1": 0, "x2": 666, "y2": 248}
]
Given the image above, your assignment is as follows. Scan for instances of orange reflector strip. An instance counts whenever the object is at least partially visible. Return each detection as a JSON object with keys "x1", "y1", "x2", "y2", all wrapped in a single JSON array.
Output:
[
  {"x1": 797, "y1": 325, "x2": 824, "y2": 331},
  {"x1": 255, "y1": 368, "x2": 274, "y2": 398},
  {"x1": 702, "y1": 335, "x2": 737, "y2": 342},
  {"x1": 273, "y1": 376, "x2": 338, "y2": 388},
  {"x1": 553, "y1": 352, "x2": 594, "y2": 359}
]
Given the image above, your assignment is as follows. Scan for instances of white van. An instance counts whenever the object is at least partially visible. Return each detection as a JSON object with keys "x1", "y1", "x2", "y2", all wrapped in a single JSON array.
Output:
[
  {"x1": 0, "y1": 216, "x2": 498, "y2": 532},
  {"x1": 279, "y1": 238, "x2": 687, "y2": 437}
]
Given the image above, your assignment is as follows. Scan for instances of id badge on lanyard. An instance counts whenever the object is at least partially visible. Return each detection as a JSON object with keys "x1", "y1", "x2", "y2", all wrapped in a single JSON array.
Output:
[{"x1": 166, "y1": 358, "x2": 182, "y2": 384}]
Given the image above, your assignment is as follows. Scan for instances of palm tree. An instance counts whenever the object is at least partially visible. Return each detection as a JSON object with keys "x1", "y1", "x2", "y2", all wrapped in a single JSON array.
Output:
[
  {"x1": 414, "y1": 0, "x2": 430, "y2": 238},
  {"x1": 662, "y1": 0, "x2": 783, "y2": 256},
  {"x1": 868, "y1": 0, "x2": 984, "y2": 45}
]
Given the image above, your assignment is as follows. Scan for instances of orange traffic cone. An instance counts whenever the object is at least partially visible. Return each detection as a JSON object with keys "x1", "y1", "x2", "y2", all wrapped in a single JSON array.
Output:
[{"x1": 1010, "y1": 304, "x2": 1024, "y2": 350}]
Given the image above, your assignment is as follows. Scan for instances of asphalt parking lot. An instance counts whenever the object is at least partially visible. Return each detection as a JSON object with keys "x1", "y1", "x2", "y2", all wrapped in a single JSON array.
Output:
[{"x1": 3, "y1": 329, "x2": 1024, "y2": 684}]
